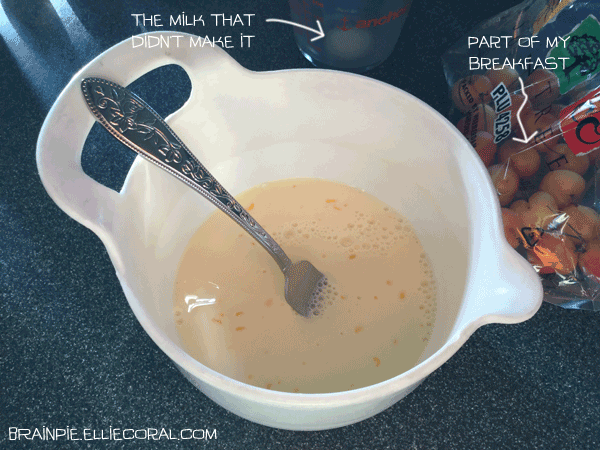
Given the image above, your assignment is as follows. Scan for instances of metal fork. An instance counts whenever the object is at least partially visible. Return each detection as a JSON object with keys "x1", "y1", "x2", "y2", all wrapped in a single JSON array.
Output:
[{"x1": 80, "y1": 77, "x2": 326, "y2": 317}]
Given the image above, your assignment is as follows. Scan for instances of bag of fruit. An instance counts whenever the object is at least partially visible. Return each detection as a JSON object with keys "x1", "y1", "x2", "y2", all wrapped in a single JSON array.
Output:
[{"x1": 442, "y1": 0, "x2": 600, "y2": 310}]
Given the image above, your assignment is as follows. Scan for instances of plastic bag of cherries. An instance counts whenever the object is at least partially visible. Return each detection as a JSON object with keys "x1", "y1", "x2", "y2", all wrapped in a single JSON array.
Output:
[{"x1": 443, "y1": 0, "x2": 600, "y2": 310}]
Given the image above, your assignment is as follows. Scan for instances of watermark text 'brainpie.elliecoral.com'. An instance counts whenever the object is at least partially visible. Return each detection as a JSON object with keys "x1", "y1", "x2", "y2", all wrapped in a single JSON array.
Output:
[{"x1": 8, "y1": 427, "x2": 217, "y2": 442}]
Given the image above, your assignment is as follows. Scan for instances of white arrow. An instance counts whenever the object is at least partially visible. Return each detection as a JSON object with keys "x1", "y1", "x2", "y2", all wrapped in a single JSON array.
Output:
[
  {"x1": 265, "y1": 18, "x2": 325, "y2": 42},
  {"x1": 512, "y1": 76, "x2": 538, "y2": 144}
]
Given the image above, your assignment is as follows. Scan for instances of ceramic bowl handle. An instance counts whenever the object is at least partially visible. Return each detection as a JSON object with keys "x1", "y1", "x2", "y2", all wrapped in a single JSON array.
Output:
[{"x1": 36, "y1": 32, "x2": 238, "y2": 270}]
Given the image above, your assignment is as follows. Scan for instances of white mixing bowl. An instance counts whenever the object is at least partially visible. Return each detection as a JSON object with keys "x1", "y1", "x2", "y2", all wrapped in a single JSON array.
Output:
[{"x1": 37, "y1": 32, "x2": 543, "y2": 430}]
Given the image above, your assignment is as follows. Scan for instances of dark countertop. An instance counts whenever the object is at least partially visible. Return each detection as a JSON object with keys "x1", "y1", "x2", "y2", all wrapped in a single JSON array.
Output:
[{"x1": 1, "y1": 0, "x2": 599, "y2": 448}]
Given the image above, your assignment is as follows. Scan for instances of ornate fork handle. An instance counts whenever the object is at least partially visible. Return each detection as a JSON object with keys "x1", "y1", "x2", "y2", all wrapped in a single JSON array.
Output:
[{"x1": 81, "y1": 77, "x2": 292, "y2": 272}]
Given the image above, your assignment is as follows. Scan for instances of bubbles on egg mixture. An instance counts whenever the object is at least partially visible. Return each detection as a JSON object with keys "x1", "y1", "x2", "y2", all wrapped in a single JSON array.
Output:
[
  {"x1": 271, "y1": 204, "x2": 419, "y2": 262},
  {"x1": 268, "y1": 197, "x2": 438, "y2": 332},
  {"x1": 304, "y1": 278, "x2": 351, "y2": 319},
  {"x1": 307, "y1": 278, "x2": 328, "y2": 317}
]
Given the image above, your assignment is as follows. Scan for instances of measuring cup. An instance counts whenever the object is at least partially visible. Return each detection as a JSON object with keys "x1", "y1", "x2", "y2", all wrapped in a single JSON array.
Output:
[{"x1": 289, "y1": 0, "x2": 413, "y2": 72}]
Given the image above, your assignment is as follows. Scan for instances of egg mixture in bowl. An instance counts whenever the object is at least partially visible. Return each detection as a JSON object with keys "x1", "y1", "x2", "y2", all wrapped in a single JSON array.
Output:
[{"x1": 173, "y1": 178, "x2": 437, "y2": 394}]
